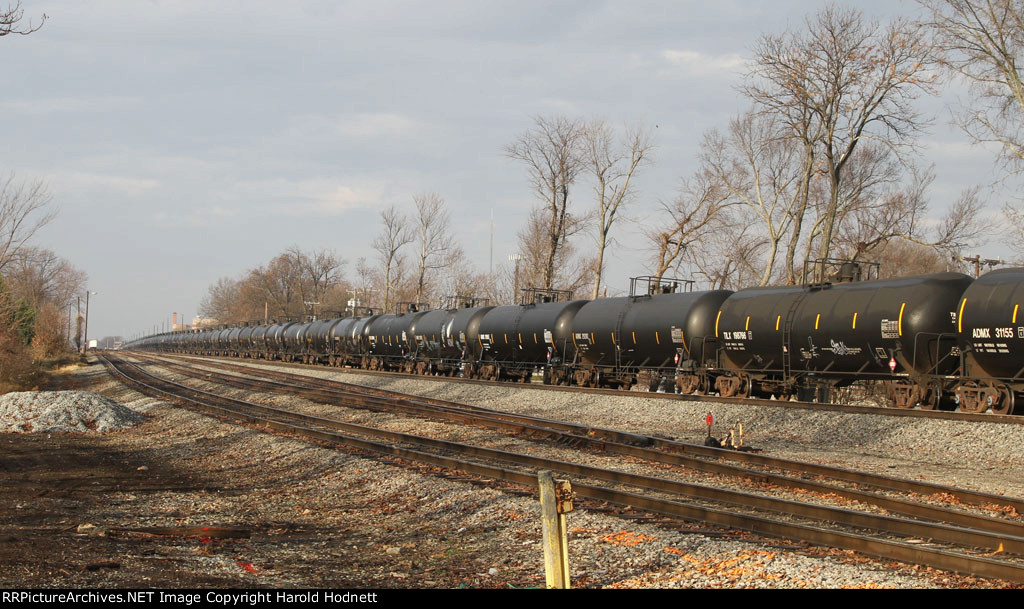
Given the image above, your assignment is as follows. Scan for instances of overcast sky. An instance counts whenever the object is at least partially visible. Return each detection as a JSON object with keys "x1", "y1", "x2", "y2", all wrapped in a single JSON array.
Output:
[{"x1": 1, "y1": 0, "x2": 1015, "y2": 341}]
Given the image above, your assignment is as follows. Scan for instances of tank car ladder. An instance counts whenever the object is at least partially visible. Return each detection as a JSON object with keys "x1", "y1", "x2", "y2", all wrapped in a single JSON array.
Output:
[
  {"x1": 781, "y1": 291, "x2": 810, "y2": 388},
  {"x1": 613, "y1": 309, "x2": 628, "y2": 373}
]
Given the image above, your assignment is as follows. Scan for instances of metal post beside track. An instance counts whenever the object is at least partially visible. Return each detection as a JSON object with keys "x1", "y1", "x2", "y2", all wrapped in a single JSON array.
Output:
[{"x1": 538, "y1": 470, "x2": 574, "y2": 589}]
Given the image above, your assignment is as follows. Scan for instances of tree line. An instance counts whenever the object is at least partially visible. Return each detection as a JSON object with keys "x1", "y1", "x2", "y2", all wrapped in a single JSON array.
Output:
[
  {"x1": 0, "y1": 173, "x2": 88, "y2": 392},
  {"x1": 504, "y1": 3, "x2": 1024, "y2": 294}
]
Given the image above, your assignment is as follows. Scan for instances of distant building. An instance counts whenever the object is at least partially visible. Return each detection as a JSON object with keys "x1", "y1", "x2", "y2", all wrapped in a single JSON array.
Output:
[
  {"x1": 97, "y1": 336, "x2": 124, "y2": 349},
  {"x1": 169, "y1": 312, "x2": 217, "y2": 332}
]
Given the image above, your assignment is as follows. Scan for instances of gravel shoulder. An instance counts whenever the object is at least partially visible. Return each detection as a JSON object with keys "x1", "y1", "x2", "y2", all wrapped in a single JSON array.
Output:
[
  {"x1": 211, "y1": 359, "x2": 1024, "y2": 499},
  {"x1": 0, "y1": 357, "x2": 1017, "y2": 588}
]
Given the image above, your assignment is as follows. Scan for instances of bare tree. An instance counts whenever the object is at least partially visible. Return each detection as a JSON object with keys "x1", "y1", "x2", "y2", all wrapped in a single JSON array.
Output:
[
  {"x1": 352, "y1": 256, "x2": 379, "y2": 310},
  {"x1": 746, "y1": 6, "x2": 935, "y2": 265},
  {"x1": 833, "y1": 168, "x2": 985, "y2": 263},
  {"x1": 514, "y1": 206, "x2": 592, "y2": 297},
  {"x1": 1, "y1": 1, "x2": 45, "y2": 37},
  {"x1": 411, "y1": 193, "x2": 461, "y2": 305},
  {"x1": 372, "y1": 205, "x2": 413, "y2": 312},
  {"x1": 5, "y1": 247, "x2": 86, "y2": 307},
  {"x1": 583, "y1": 120, "x2": 653, "y2": 298},
  {"x1": 699, "y1": 112, "x2": 806, "y2": 285},
  {"x1": 646, "y1": 171, "x2": 733, "y2": 283},
  {"x1": 437, "y1": 255, "x2": 493, "y2": 306},
  {"x1": 0, "y1": 173, "x2": 55, "y2": 274},
  {"x1": 872, "y1": 238, "x2": 956, "y2": 277},
  {"x1": 920, "y1": 0, "x2": 1024, "y2": 171},
  {"x1": 285, "y1": 246, "x2": 345, "y2": 319},
  {"x1": 506, "y1": 115, "x2": 587, "y2": 290},
  {"x1": 688, "y1": 209, "x2": 768, "y2": 290},
  {"x1": 198, "y1": 277, "x2": 241, "y2": 323},
  {"x1": 1005, "y1": 202, "x2": 1024, "y2": 259}
]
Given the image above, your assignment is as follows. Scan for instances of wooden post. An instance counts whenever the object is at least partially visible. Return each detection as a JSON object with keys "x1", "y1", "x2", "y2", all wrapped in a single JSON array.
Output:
[{"x1": 538, "y1": 470, "x2": 573, "y2": 589}]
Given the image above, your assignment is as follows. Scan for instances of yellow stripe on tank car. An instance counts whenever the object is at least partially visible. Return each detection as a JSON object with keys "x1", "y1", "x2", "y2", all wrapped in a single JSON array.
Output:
[
  {"x1": 815, "y1": 314, "x2": 820, "y2": 330},
  {"x1": 534, "y1": 333, "x2": 538, "y2": 344},
  {"x1": 745, "y1": 316, "x2": 750, "y2": 331},
  {"x1": 958, "y1": 298, "x2": 967, "y2": 333},
  {"x1": 632, "y1": 331, "x2": 636, "y2": 345},
  {"x1": 898, "y1": 302, "x2": 906, "y2": 337},
  {"x1": 1014, "y1": 304, "x2": 1019, "y2": 324},
  {"x1": 852, "y1": 312, "x2": 858, "y2": 330},
  {"x1": 655, "y1": 331, "x2": 660, "y2": 345},
  {"x1": 611, "y1": 332, "x2": 616, "y2": 345},
  {"x1": 775, "y1": 315, "x2": 781, "y2": 331},
  {"x1": 715, "y1": 311, "x2": 722, "y2": 337}
]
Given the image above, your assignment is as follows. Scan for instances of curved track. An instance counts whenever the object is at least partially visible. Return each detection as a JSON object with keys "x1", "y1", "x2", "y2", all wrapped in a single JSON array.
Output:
[{"x1": 103, "y1": 351, "x2": 1024, "y2": 584}]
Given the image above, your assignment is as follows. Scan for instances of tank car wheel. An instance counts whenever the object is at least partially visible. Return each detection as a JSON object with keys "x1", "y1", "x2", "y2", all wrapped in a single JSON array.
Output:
[
  {"x1": 737, "y1": 377, "x2": 750, "y2": 398},
  {"x1": 919, "y1": 383, "x2": 941, "y2": 411},
  {"x1": 992, "y1": 385, "x2": 1016, "y2": 415},
  {"x1": 676, "y1": 374, "x2": 699, "y2": 395},
  {"x1": 955, "y1": 383, "x2": 988, "y2": 413}
]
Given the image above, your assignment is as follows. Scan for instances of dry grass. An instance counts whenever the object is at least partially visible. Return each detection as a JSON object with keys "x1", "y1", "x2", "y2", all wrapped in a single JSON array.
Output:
[{"x1": 0, "y1": 331, "x2": 83, "y2": 394}]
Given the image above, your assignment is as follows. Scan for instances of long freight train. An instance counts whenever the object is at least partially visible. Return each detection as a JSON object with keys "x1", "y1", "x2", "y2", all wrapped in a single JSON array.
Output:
[{"x1": 125, "y1": 262, "x2": 1024, "y2": 415}]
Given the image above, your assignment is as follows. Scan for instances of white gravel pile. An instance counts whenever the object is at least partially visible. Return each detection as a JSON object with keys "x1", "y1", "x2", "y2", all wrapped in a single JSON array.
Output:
[{"x1": 0, "y1": 390, "x2": 145, "y2": 433}]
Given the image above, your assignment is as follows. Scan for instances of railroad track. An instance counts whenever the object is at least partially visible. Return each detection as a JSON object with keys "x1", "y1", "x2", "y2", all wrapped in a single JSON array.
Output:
[
  {"x1": 102, "y1": 351, "x2": 1024, "y2": 583},
  {"x1": 137, "y1": 351, "x2": 1024, "y2": 516},
  {"x1": 135, "y1": 350, "x2": 1024, "y2": 425}
]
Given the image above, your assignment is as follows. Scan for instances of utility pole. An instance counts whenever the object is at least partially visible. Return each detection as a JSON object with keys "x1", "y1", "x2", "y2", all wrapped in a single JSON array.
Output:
[
  {"x1": 76, "y1": 296, "x2": 82, "y2": 352},
  {"x1": 66, "y1": 301, "x2": 74, "y2": 350},
  {"x1": 83, "y1": 291, "x2": 97, "y2": 353},
  {"x1": 960, "y1": 255, "x2": 1003, "y2": 278}
]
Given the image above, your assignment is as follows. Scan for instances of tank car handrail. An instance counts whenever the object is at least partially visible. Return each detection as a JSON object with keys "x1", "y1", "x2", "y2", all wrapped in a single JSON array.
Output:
[
  {"x1": 910, "y1": 331, "x2": 962, "y2": 378},
  {"x1": 629, "y1": 275, "x2": 695, "y2": 297}
]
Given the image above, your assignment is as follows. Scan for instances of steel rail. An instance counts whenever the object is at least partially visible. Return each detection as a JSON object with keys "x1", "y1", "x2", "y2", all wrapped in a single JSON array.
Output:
[
  {"x1": 142, "y1": 351, "x2": 1024, "y2": 515},
  {"x1": 134, "y1": 352, "x2": 1024, "y2": 540},
  {"x1": 100, "y1": 352, "x2": 1024, "y2": 584},
  {"x1": 146, "y1": 349, "x2": 1022, "y2": 424}
]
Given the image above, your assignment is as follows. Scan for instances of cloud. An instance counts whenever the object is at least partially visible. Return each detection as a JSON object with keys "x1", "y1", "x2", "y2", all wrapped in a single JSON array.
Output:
[
  {"x1": 280, "y1": 183, "x2": 366, "y2": 216},
  {"x1": 216, "y1": 177, "x2": 386, "y2": 218},
  {"x1": 660, "y1": 49, "x2": 747, "y2": 76},
  {"x1": 333, "y1": 113, "x2": 419, "y2": 139},
  {"x1": 0, "y1": 96, "x2": 143, "y2": 116},
  {"x1": 285, "y1": 113, "x2": 420, "y2": 142},
  {"x1": 59, "y1": 171, "x2": 160, "y2": 197}
]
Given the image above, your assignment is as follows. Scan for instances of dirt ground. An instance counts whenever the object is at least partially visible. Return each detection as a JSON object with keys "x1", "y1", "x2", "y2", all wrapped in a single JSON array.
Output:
[
  {"x1": 2, "y1": 360, "x2": 1014, "y2": 589},
  {"x1": 0, "y1": 366, "x2": 555, "y2": 589}
]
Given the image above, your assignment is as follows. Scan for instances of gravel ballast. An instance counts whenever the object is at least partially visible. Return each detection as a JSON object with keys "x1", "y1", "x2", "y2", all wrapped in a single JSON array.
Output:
[
  {"x1": 210, "y1": 360, "x2": 1024, "y2": 498},
  {"x1": 0, "y1": 390, "x2": 145, "y2": 433},
  {"x1": 2, "y1": 356, "x2": 1015, "y2": 588}
]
